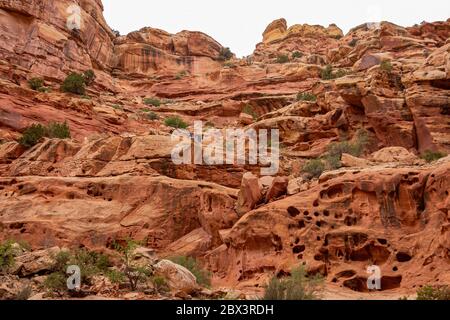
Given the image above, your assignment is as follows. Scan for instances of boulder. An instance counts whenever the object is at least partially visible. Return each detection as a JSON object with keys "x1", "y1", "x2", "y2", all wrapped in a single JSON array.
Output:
[
  {"x1": 371, "y1": 147, "x2": 418, "y2": 164},
  {"x1": 13, "y1": 247, "x2": 61, "y2": 277},
  {"x1": 236, "y1": 172, "x2": 263, "y2": 216},
  {"x1": 153, "y1": 260, "x2": 198, "y2": 294},
  {"x1": 341, "y1": 153, "x2": 370, "y2": 168},
  {"x1": 265, "y1": 176, "x2": 289, "y2": 203}
]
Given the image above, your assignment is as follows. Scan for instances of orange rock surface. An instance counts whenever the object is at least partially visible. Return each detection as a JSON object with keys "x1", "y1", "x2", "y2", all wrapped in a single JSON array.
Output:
[{"x1": 0, "y1": 1, "x2": 449, "y2": 299}]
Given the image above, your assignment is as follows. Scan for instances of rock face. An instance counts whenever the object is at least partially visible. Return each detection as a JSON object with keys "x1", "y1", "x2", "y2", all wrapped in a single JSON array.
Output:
[{"x1": 0, "y1": 0, "x2": 449, "y2": 299}]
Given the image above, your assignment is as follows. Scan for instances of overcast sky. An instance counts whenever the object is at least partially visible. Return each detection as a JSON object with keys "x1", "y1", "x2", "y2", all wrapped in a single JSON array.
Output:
[{"x1": 103, "y1": 0, "x2": 449, "y2": 57}]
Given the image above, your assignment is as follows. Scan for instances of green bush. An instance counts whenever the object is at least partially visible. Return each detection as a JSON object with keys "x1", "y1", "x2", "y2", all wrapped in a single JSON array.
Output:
[
  {"x1": 143, "y1": 97, "x2": 161, "y2": 107},
  {"x1": 242, "y1": 104, "x2": 258, "y2": 120},
  {"x1": 44, "y1": 248, "x2": 111, "y2": 294},
  {"x1": 302, "y1": 159, "x2": 325, "y2": 179},
  {"x1": 112, "y1": 104, "x2": 123, "y2": 111},
  {"x1": 61, "y1": 72, "x2": 86, "y2": 95},
  {"x1": 169, "y1": 256, "x2": 211, "y2": 287},
  {"x1": 297, "y1": 92, "x2": 317, "y2": 102},
  {"x1": 417, "y1": 285, "x2": 450, "y2": 300},
  {"x1": 320, "y1": 65, "x2": 347, "y2": 80},
  {"x1": 0, "y1": 240, "x2": 15, "y2": 273},
  {"x1": 46, "y1": 122, "x2": 71, "y2": 139},
  {"x1": 276, "y1": 54, "x2": 290, "y2": 64},
  {"x1": 19, "y1": 122, "x2": 71, "y2": 148},
  {"x1": 263, "y1": 266, "x2": 323, "y2": 300},
  {"x1": 28, "y1": 78, "x2": 44, "y2": 91},
  {"x1": 218, "y1": 47, "x2": 233, "y2": 61},
  {"x1": 292, "y1": 51, "x2": 304, "y2": 59},
  {"x1": 421, "y1": 150, "x2": 447, "y2": 163},
  {"x1": 151, "y1": 276, "x2": 169, "y2": 293},
  {"x1": 83, "y1": 69, "x2": 96, "y2": 86},
  {"x1": 165, "y1": 116, "x2": 188, "y2": 129},
  {"x1": 380, "y1": 60, "x2": 393, "y2": 73},
  {"x1": 324, "y1": 129, "x2": 370, "y2": 169},
  {"x1": 18, "y1": 124, "x2": 47, "y2": 148},
  {"x1": 147, "y1": 112, "x2": 159, "y2": 121}
]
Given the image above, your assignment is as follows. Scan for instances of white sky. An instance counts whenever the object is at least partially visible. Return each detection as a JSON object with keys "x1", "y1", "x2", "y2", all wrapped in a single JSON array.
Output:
[{"x1": 103, "y1": 0, "x2": 449, "y2": 57}]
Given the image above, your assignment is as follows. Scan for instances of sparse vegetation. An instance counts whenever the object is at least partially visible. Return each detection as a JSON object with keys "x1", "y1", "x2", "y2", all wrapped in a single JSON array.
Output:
[
  {"x1": 61, "y1": 72, "x2": 86, "y2": 95},
  {"x1": 143, "y1": 97, "x2": 161, "y2": 107},
  {"x1": 320, "y1": 64, "x2": 347, "y2": 80},
  {"x1": 147, "y1": 112, "x2": 159, "y2": 121},
  {"x1": 0, "y1": 240, "x2": 15, "y2": 273},
  {"x1": 169, "y1": 256, "x2": 211, "y2": 287},
  {"x1": 242, "y1": 104, "x2": 258, "y2": 120},
  {"x1": 297, "y1": 92, "x2": 317, "y2": 102},
  {"x1": 82, "y1": 69, "x2": 96, "y2": 86},
  {"x1": 18, "y1": 122, "x2": 71, "y2": 148},
  {"x1": 292, "y1": 51, "x2": 303, "y2": 59},
  {"x1": 417, "y1": 285, "x2": 450, "y2": 300},
  {"x1": 218, "y1": 47, "x2": 233, "y2": 61},
  {"x1": 380, "y1": 60, "x2": 393, "y2": 73},
  {"x1": 151, "y1": 275, "x2": 169, "y2": 294},
  {"x1": 263, "y1": 266, "x2": 324, "y2": 300},
  {"x1": 302, "y1": 159, "x2": 325, "y2": 179},
  {"x1": 421, "y1": 150, "x2": 447, "y2": 163},
  {"x1": 44, "y1": 249, "x2": 111, "y2": 295},
  {"x1": 15, "y1": 286, "x2": 32, "y2": 300},
  {"x1": 324, "y1": 129, "x2": 370, "y2": 169},
  {"x1": 113, "y1": 239, "x2": 153, "y2": 291},
  {"x1": 28, "y1": 78, "x2": 44, "y2": 91},
  {"x1": 165, "y1": 116, "x2": 188, "y2": 129},
  {"x1": 276, "y1": 54, "x2": 290, "y2": 64}
]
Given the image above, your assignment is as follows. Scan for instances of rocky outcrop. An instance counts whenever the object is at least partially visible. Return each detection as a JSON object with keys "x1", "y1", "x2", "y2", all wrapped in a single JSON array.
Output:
[{"x1": 0, "y1": 0, "x2": 449, "y2": 300}]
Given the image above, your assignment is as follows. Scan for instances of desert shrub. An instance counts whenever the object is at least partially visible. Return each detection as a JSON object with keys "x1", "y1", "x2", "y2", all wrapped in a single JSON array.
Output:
[
  {"x1": 113, "y1": 239, "x2": 153, "y2": 291},
  {"x1": 44, "y1": 272, "x2": 67, "y2": 294},
  {"x1": 302, "y1": 159, "x2": 325, "y2": 179},
  {"x1": 421, "y1": 150, "x2": 447, "y2": 163},
  {"x1": 320, "y1": 65, "x2": 347, "y2": 80},
  {"x1": 0, "y1": 240, "x2": 15, "y2": 273},
  {"x1": 112, "y1": 29, "x2": 120, "y2": 37},
  {"x1": 242, "y1": 104, "x2": 258, "y2": 120},
  {"x1": 151, "y1": 275, "x2": 169, "y2": 293},
  {"x1": 320, "y1": 64, "x2": 334, "y2": 80},
  {"x1": 147, "y1": 112, "x2": 159, "y2": 121},
  {"x1": 263, "y1": 266, "x2": 324, "y2": 300},
  {"x1": 417, "y1": 285, "x2": 450, "y2": 300},
  {"x1": 18, "y1": 124, "x2": 47, "y2": 148},
  {"x1": 223, "y1": 61, "x2": 236, "y2": 68},
  {"x1": 143, "y1": 97, "x2": 161, "y2": 107},
  {"x1": 46, "y1": 122, "x2": 71, "y2": 139},
  {"x1": 165, "y1": 116, "x2": 188, "y2": 129},
  {"x1": 28, "y1": 78, "x2": 44, "y2": 91},
  {"x1": 380, "y1": 60, "x2": 393, "y2": 73},
  {"x1": 292, "y1": 51, "x2": 303, "y2": 59},
  {"x1": 324, "y1": 129, "x2": 369, "y2": 169},
  {"x1": 82, "y1": 69, "x2": 96, "y2": 86},
  {"x1": 44, "y1": 249, "x2": 111, "y2": 294},
  {"x1": 276, "y1": 54, "x2": 290, "y2": 64},
  {"x1": 61, "y1": 72, "x2": 86, "y2": 95},
  {"x1": 15, "y1": 286, "x2": 32, "y2": 300},
  {"x1": 297, "y1": 92, "x2": 317, "y2": 102},
  {"x1": 218, "y1": 47, "x2": 233, "y2": 61},
  {"x1": 169, "y1": 256, "x2": 211, "y2": 287}
]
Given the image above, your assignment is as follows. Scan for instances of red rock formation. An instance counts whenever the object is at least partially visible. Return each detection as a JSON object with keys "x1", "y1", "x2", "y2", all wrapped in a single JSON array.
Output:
[{"x1": 0, "y1": 1, "x2": 449, "y2": 299}]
